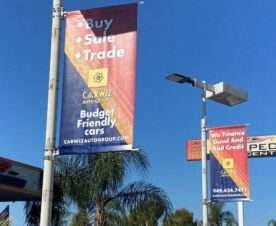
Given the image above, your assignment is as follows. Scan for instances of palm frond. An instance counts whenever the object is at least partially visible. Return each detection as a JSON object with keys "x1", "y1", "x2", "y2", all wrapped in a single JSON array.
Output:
[
  {"x1": 105, "y1": 204, "x2": 126, "y2": 226},
  {"x1": 208, "y1": 202, "x2": 237, "y2": 226},
  {"x1": 70, "y1": 208, "x2": 90, "y2": 226},
  {"x1": 24, "y1": 201, "x2": 40, "y2": 226},
  {"x1": 54, "y1": 150, "x2": 150, "y2": 210},
  {"x1": 112, "y1": 181, "x2": 172, "y2": 220},
  {"x1": 0, "y1": 218, "x2": 12, "y2": 226},
  {"x1": 24, "y1": 174, "x2": 68, "y2": 226},
  {"x1": 223, "y1": 211, "x2": 238, "y2": 226},
  {"x1": 268, "y1": 219, "x2": 276, "y2": 226},
  {"x1": 31, "y1": 150, "x2": 170, "y2": 226}
]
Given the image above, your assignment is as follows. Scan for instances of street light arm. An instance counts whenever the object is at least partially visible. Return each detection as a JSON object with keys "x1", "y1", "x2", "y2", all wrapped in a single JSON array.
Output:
[
  {"x1": 165, "y1": 74, "x2": 216, "y2": 98},
  {"x1": 193, "y1": 79, "x2": 216, "y2": 93}
]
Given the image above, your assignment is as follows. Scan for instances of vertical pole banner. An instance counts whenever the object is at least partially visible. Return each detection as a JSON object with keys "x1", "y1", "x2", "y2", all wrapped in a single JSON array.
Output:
[
  {"x1": 210, "y1": 125, "x2": 250, "y2": 201},
  {"x1": 59, "y1": 4, "x2": 137, "y2": 155}
]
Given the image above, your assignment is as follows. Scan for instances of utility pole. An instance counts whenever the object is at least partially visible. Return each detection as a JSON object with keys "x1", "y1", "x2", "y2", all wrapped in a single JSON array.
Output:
[
  {"x1": 40, "y1": 0, "x2": 62, "y2": 225},
  {"x1": 238, "y1": 201, "x2": 244, "y2": 226},
  {"x1": 201, "y1": 81, "x2": 208, "y2": 226}
]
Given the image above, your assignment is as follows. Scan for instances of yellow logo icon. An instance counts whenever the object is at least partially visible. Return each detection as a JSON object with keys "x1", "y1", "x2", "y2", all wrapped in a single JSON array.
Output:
[
  {"x1": 223, "y1": 158, "x2": 234, "y2": 169},
  {"x1": 88, "y1": 68, "x2": 108, "y2": 88}
]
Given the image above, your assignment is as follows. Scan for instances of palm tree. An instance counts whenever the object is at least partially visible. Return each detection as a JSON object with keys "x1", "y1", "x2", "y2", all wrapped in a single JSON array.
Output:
[
  {"x1": 57, "y1": 151, "x2": 172, "y2": 226},
  {"x1": 25, "y1": 150, "x2": 172, "y2": 226},
  {"x1": 124, "y1": 200, "x2": 171, "y2": 226},
  {"x1": 268, "y1": 219, "x2": 276, "y2": 226},
  {"x1": 208, "y1": 202, "x2": 237, "y2": 226}
]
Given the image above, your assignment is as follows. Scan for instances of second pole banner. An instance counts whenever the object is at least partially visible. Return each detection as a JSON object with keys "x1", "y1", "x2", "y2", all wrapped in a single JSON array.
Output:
[
  {"x1": 59, "y1": 4, "x2": 138, "y2": 154},
  {"x1": 209, "y1": 125, "x2": 250, "y2": 202}
]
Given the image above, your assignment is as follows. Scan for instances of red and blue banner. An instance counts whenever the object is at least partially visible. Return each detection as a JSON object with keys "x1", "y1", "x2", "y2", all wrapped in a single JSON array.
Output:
[
  {"x1": 210, "y1": 125, "x2": 250, "y2": 202},
  {"x1": 59, "y1": 4, "x2": 137, "y2": 155}
]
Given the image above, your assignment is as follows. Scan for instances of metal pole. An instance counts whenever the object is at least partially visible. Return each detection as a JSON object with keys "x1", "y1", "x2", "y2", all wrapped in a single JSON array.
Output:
[
  {"x1": 40, "y1": 0, "x2": 62, "y2": 225},
  {"x1": 201, "y1": 81, "x2": 208, "y2": 226},
  {"x1": 238, "y1": 201, "x2": 244, "y2": 226}
]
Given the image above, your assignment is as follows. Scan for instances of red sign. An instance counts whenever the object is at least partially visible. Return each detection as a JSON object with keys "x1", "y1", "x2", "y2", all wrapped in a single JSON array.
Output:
[
  {"x1": 187, "y1": 135, "x2": 276, "y2": 160},
  {"x1": 186, "y1": 139, "x2": 202, "y2": 160}
]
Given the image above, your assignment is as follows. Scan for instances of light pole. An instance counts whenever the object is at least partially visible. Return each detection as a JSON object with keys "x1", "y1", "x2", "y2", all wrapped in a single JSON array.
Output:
[
  {"x1": 40, "y1": 0, "x2": 62, "y2": 225},
  {"x1": 166, "y1": 73, "x2": 248, "y2": 226}
]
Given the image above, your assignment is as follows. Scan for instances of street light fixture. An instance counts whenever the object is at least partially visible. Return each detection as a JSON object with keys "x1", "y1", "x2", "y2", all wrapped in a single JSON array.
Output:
[
  {"x1": 166, "y1": 73, "x2": 195, "y2": 85},
  {"x1": 166, "y1": 73, "x2": 247, "y2": 106},
  {"x1": 166, "y1": 73, "x2": 248, "y2": 226}
]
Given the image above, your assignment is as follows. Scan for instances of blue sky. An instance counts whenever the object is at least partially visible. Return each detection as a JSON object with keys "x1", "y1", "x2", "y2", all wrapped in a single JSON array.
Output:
[{"x1": 1, "y1": 0, "x2": 276, "y2": 225}]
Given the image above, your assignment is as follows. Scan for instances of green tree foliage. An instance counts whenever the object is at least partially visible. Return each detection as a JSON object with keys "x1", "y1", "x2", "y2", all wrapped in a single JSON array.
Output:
[
  {"x1": 268, "y1": 219, "x2": 276, "y2": 226},
  {"x1": 70, "y1": 208, "x2": 90, "y2": 226},
  {"x1": 24, "y1": 175, "x2": 67, "y2": 226},
  {"x1": 58, "y1": 151, "x2": 172, "y2": 226},
  {"x1": 25, "y1": 150, "x2": 172, "y2": 226},
  {"x1": 0, "y1": 218, "x2": 12, "y2": 226},
  {"x1": 163, "y1": 208, "x2": 197, "y2": 226},
  {"x1": 208, "y1": 202, "x2": 237, "y2": 226},
  {"x1": 125, "y1": 200, "x2": 170, "y2": 226}
]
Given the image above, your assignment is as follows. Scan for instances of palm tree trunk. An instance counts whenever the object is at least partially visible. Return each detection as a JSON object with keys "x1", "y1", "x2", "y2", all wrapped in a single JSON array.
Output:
[{"x1": 95, "y1": 199, "x2": 105, "y2": 226}]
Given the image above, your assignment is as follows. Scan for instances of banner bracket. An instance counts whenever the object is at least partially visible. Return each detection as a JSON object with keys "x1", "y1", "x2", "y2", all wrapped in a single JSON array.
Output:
[
  {"x1": 44, "y1": 155, "x2": 55, "y2": 161},
  {"x1": 61, "y1": 9, "x2": 67, "y2": 18},
  {"x1": 44, "y1": 148, "x2": 57, "y2": 160},
  {"x1": 52, "y1": 5, "x2": 64, "y2": 19}
]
